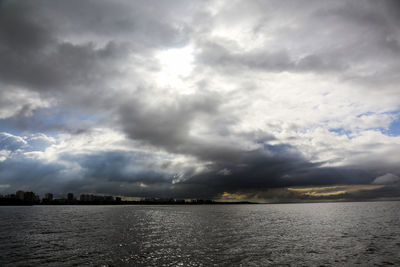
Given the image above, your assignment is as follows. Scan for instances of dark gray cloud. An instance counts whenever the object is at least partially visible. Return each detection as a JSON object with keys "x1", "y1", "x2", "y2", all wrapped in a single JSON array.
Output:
[
  {"x1": 0, "y1": 0, "x2": 200, "y2": 92},
  {"x1": 0, "y1": 155, "x2": 66, "y2": 194},
  {"x1": 117, "y1": 91, "x2": 253, "y2": 164},
  {"x1": 0, "y1": 131, "x2": 398, "y2": 201},
  {"x1": 196, "y1": 0, "x2": 400, "y2": 87},
  {"x1": 172, "y1": 146, "x2": 380, "y2": 199},
  {"x1": 197, "y1": 42, "x2": 347, "y2": 73},
  {"x1": 119, "y1": 93, "x2": 220, "y2": 149}
]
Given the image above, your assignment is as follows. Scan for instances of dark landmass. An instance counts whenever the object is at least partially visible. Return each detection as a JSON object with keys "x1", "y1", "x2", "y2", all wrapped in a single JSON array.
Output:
[{"x1": 0, "y1": 190, "x2": 257, "y2": 206}]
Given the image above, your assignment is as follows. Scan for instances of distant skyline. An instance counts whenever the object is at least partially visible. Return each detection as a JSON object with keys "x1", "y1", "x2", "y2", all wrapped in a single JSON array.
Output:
[{"x1": 1, "y1": 0, "x2": 400, "y2": 202}]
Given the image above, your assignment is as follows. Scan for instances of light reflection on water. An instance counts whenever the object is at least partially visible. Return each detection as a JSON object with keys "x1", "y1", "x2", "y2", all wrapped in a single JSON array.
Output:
[{"x1": 1, "y1": 202, "x2": 400, "y2": 266}]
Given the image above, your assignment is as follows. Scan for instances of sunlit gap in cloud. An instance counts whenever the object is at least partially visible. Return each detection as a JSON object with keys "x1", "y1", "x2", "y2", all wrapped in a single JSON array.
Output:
[{"x1": 155, "y1": 45, "x2": 195, "y2": 94}]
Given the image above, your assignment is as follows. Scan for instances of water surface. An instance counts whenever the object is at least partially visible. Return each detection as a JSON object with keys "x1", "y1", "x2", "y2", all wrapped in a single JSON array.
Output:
[{"x1": 1, "y1": 202, "x2": 400, "y2": 266}]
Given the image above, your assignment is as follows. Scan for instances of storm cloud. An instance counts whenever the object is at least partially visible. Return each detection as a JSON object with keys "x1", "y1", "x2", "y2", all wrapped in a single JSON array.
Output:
[{"x1": 1, "y1": 0, "x2": 400, "y2": 201}]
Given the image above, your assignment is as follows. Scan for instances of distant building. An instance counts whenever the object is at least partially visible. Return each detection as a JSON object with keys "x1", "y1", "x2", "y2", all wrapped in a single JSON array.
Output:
[
  {"x1": 16, "y1": 190, "x2": 24, "y2": 200},
  {"x1": 104, "y1": 196, "x2": 114, "y2": 202},
  {"x1": 80, "y1": 194, "x2": 93, "y2": 202},
  {"x1": 23, "y1": 191, "x2": 39, "y2": 203},
  {"x1": 67, "y1": 193, "x2": 74, "y2": 201},
  {"x1": 44, "y1": 193, "x2": 53, "y2": 201}
]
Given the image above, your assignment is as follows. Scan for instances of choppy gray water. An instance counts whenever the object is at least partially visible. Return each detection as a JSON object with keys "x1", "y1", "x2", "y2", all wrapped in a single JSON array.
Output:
[{"x1": 1, "y1": 202, "x2": 400, "y2": 266}]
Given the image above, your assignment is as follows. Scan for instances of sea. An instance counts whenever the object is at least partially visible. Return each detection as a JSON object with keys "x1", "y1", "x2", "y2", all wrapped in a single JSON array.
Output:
[{"x1": 0, "y1": 201, "x2": 399, "y2": 266}]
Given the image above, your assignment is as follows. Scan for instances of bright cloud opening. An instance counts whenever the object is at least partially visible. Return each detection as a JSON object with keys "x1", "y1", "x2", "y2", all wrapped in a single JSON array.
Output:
[{"x1": 155, "y1": 46, "x2": 195, "y2": 93}]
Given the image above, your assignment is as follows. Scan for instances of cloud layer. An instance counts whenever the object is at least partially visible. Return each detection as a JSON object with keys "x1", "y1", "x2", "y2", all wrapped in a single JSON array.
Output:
[{"x1": 1, "y1": 0, "x2": 400, "y2": 200}]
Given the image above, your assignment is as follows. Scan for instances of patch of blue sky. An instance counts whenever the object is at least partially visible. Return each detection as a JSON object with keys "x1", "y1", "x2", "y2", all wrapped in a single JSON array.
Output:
[
  {"x1": 352, "y1": 110, "x2": 400, "y2": 137},
  {"x1": 264, "y1": 143, "x2": 289, "y2": 151},
  {"x1": 0, "y1": 121, "x2": 24, "y2": 136},
  {"x1": 378, "y1": 110, "x2": 400, "y2": 136},
  {"x1": 328, "y1": 127, "x2": 353, "y2": 138},
  {"x1": 78, "y1": 115, "x2": 98, "y2": 122},
  {"x1": 356, "y1": 111, "x2": 375, "y2": 118},
  {"x1": 387, "y1": 116, "x2": 400, "y2": 136},
  {"x1": 330, "y1": 126, "x2": 400, "y2": 138},
  {"x1": 263, "y1": 144, "x2": 297, "y2": 155}
]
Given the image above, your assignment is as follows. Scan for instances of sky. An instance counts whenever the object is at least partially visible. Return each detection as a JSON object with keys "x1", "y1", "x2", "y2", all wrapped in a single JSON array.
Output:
[{"x1": 1, "y1": 0, "x2": 400, "y2": 202}]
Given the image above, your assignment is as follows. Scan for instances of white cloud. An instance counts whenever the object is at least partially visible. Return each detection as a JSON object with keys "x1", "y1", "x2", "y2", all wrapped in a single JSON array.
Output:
[
  {"x1": 0, "y1": 150, "x2": 10, "y2": 162},
  {"x1": 0, "y1": 87, "x2": 52, "y2": 119},
  {"x1": 372, "y1": 173, "x2": 400, "y2": 185}
]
